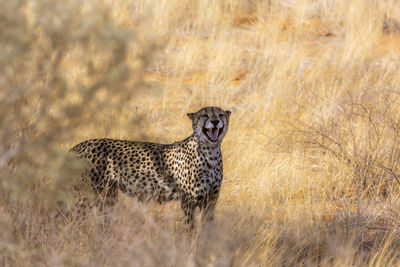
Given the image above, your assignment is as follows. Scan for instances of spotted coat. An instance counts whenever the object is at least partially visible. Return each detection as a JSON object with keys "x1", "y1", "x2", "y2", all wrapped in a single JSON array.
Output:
[{"x1": 71, "y1": 107, "x2": 231, "y2": 226}]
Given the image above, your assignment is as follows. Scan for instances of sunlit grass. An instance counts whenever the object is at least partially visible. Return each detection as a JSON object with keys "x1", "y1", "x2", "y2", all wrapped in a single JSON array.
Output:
[{"x1": 2, "y1": 0, "x2": 400, "y2": 265}]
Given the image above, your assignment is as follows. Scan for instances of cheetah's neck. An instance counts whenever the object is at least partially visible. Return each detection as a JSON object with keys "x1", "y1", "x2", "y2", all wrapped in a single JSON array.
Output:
[{"x1": 188, "y1": 135, "x2": 222, "y2": 167}]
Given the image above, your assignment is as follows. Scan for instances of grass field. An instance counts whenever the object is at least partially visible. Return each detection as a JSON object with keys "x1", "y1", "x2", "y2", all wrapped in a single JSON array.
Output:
[{"x1": 2, "y1": 0, "x2": 400, "y2": 265}]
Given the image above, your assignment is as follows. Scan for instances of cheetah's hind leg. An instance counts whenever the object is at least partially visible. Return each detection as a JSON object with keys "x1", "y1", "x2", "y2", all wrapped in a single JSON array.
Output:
[
  {"x1": 54, "y1": 175, "x2": 93, "y2": 226},
  {"x1": 95, "y1": 179, "x2": 118, "y2": 229}
]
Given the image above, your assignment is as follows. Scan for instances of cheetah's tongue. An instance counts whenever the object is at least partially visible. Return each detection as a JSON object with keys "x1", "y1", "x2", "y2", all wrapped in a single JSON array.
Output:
[{"x1": 207, "y1": 128, "x2": 219, "y2": 141}]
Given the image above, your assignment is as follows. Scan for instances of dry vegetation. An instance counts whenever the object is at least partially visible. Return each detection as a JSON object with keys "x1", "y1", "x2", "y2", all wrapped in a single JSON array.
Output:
[{"x1": 3, "y1": 0, "x2": 400, "y2": 265}]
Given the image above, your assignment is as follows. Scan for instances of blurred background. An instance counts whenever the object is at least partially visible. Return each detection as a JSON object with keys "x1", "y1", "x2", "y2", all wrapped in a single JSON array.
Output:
[{"x1": 2, "y1": 0, "x2": 400, "y2": 265}]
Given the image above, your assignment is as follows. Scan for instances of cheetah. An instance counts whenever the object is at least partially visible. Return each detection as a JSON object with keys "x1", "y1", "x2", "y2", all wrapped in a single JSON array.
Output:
[{"x1": 71, "y1": 107, "x2": 231, "y2": 226}]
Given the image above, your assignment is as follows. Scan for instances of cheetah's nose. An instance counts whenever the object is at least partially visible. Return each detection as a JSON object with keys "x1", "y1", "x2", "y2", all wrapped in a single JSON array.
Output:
[{"x1": 211, "y1": 120, "x2": 219, "y2": 126}]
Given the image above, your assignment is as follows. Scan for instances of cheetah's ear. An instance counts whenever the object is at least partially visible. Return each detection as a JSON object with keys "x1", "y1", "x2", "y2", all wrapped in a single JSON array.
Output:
[
  {"x1": 225, "y1": 110, "x2": 231, "y2": 117},
  {"x1": 187, "y1": 113, "x2": 195, "y2": 121}
]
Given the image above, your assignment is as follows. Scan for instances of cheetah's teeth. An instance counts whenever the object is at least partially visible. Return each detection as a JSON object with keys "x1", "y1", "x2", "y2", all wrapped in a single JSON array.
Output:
[{"x1": 207, "y1": 128, "x2": 219, "y2": 141}]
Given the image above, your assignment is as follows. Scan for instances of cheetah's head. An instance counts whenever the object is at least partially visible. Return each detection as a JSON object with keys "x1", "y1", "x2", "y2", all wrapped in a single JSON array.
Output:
[{"x1": 187, "y1": 107, "x2": 231, "y2": 145}]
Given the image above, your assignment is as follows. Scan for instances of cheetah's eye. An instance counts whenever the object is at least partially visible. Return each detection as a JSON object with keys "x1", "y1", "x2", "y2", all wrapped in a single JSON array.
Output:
[
  {"x1": 218, "y1": 114, "x2": 224, "y2": 118},
  {"x1": 201, "y1": 114, "x2": 209, "y2": 119}
]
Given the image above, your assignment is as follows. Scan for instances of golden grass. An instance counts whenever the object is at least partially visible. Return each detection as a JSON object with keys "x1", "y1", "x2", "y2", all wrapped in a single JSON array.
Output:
[{"x1": 2, "y1": 0, "x2": 400, "y2": 265}]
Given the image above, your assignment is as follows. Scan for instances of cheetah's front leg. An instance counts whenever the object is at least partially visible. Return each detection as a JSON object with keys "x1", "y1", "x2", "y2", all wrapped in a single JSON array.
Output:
[
  {"x1": 180, "y1": 194, "x2": 195, "y2": 229},
  {"x1": 200, "y1": 190, "x2": 220, "y2": 222}
]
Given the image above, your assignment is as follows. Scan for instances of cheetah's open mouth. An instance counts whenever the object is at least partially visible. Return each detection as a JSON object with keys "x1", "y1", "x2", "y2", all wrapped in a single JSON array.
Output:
[{"x1": 203, "y1": 127, "x2": 223, "y2": 142}]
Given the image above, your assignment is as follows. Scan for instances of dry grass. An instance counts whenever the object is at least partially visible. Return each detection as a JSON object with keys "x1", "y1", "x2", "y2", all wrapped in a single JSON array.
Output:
[{"x1": 2, "y1": 0, "x2": 400, "y2": 265}]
